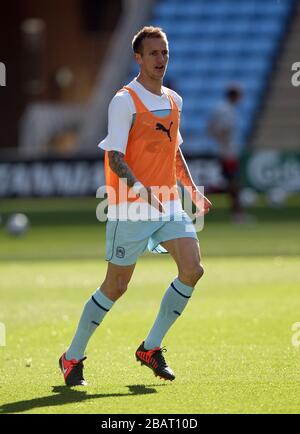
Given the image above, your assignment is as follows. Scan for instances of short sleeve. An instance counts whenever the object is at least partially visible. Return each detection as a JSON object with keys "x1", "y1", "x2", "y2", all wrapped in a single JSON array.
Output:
[
  {"x1": 177, "y1": 98, "x2": 183, "y2": 146},
  {"x1": 98, "y1": 92, "x2": 132, "y2": 154},
  {"x1": 165, "y1": 89, "x2": 183, "y2": 146}
]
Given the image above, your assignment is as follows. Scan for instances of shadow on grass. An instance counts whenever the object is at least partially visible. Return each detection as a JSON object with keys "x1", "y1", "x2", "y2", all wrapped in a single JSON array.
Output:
[{"x1": 0, "y1": 384, "x2": 164, "y2": 414}]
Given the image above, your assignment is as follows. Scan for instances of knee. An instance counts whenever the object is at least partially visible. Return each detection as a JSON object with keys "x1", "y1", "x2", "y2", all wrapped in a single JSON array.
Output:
[
  {"x1": 191, "y1": 263, "x2": 205, "y2": 283},
  {"x1": 101, "y1": 276, "x2": 130, "y2": 301},
  {"x1": 179, "y1": 263, "x2": 204, "y2": 287}
]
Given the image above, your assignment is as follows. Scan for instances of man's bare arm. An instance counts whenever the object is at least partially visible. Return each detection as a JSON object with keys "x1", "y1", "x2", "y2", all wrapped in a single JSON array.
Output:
[
  {"x1": 108, "y1": 150, "x2": 165, "y2": 212},
  {"x1": 176, "y1": 147, "x2": 212, "y2": 214},
  {"x1": 108, "y1": 151, "x2": 138, "y2": 188},
  {"x1": 176, "y1": 147, "x2": 197, "y2": 190}
]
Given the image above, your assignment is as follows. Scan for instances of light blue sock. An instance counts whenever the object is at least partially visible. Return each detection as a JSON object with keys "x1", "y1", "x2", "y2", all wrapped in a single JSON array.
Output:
[
  {"x1": 66, "y1": 288, "x2": 114, "y2": 361},
  {"x1": 144, "y1": 278, "x2": 194, "y2": 350}
]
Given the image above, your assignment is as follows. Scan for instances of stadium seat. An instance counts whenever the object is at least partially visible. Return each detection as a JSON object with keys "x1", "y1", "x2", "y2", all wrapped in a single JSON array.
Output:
[{"x1": 128, "y1": 0, "x2": 295, "y2": 153}]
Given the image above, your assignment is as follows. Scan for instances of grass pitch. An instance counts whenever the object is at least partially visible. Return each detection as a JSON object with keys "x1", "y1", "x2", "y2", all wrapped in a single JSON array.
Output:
[{"x1": 0, "y1": 196, "x2": 300, "y2": 414}]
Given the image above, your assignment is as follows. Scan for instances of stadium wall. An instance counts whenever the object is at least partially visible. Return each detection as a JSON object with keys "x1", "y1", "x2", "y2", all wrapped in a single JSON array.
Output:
[{"x1": 1, "y1": 152, "x2": 300, "y2": 198}]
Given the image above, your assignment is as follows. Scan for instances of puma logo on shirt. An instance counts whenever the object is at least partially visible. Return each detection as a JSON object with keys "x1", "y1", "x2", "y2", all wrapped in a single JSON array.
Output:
[{"x1": 156, "y1": 121, "x2": 173, "y2": 142}]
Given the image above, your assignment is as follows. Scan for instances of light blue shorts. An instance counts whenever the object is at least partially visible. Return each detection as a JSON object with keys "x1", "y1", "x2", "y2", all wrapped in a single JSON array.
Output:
[{"x1": 105, "y1": 211, "x2": 198, "y2": 266}]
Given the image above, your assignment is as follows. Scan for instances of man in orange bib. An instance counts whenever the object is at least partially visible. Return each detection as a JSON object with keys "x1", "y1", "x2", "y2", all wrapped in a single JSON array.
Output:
[{"x1": 59, "y1": 27, "x2": 212, "y2": 386}]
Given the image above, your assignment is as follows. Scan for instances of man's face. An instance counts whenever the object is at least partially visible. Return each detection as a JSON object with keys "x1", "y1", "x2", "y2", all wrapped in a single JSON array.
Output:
[{"x1": 135, "y1": 37, "x2": 169, "y2": 80}]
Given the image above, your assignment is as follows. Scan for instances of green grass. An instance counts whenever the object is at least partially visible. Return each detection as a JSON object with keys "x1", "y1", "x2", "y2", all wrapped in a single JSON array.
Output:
[{"x1": 0, "y1": 196, "x2": 300, "y2": 414}]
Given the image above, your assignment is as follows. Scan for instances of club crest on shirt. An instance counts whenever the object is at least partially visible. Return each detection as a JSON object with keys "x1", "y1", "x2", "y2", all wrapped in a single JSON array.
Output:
[{"x1": 116, "y1": 246, "x2": 125, "y2": 258}]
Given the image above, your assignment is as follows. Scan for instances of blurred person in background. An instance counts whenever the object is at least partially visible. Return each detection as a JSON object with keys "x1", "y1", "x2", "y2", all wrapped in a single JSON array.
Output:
[{"x1": 207, "y1": 84, "x2": 245, "y2": 222}]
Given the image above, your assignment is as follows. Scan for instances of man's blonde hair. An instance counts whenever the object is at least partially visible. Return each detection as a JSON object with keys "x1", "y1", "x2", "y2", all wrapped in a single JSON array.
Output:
[{"x1": 132, "y1": 26, "x2": 168, "y2": 54}]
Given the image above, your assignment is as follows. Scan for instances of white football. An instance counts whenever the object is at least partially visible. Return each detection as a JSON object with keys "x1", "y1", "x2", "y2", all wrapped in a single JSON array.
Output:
[{"x1": 6, "y1": 213, "x2": 29, "y2": 236}]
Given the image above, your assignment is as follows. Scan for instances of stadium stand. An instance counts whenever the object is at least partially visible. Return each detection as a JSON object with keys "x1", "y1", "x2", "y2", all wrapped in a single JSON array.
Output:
[
  {"x1": 143, "y1": 0, "x2": 296, "y2": 154},
  {"x1": 252, "y1": 0, "x2": 300, "y2": 150},
  {"x1": 19, "y1": 0, "x2": 155, "y2": 156}
]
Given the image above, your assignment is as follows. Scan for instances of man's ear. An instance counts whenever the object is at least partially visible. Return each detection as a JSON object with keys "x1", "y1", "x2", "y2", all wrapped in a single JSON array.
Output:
[{"x1": 134, "y1": 52, "x2": 142, "y2": 66}]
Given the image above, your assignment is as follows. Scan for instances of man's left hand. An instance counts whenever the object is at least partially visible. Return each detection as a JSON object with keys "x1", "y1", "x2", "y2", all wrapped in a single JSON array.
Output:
[{"x1": 192, "y1": 189, "x2": 213, "y2": 217}]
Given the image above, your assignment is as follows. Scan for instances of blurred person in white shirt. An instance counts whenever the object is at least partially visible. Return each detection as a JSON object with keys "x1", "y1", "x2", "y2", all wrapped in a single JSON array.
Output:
[{"x1": 207, "y1": 84, "x2": 244, "y2": 221}]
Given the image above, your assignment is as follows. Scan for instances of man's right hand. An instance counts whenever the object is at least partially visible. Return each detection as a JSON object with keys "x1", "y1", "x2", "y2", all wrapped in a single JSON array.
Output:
[
  {"x1": 131, "y1": 182, "x2": 165, "y2": 214},
  {"x1": 139, "y1": 186, "x2": 166, "y2": 214}
]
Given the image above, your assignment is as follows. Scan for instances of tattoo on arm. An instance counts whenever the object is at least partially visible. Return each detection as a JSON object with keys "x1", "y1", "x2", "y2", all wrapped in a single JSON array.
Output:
[
  {"x1": 176, "y1": 148, "x2": 196, "y2": 190},
  {"x1": 108, "y1": 151, "x2": 138, "y2": 188}
]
